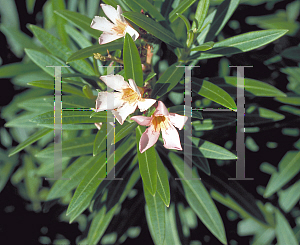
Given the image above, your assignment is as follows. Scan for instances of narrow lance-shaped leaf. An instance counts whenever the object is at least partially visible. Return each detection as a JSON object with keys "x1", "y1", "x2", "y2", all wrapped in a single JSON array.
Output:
[
  {"x1": 275, "y1": 209, "x2": 298, "y2": 245},
  {"x1": 151, "y1": 63, "x2": 185, "y2": 99},
  {"x1": 9, "y1": 128, "x2": 53, "y2": 157},
  {"x1": 123, "y1": 0, "x2": 165, "y2": 21},
  {"x1": 136, "y1": 126, "x2": 157, "y2": 195},
  {"x1": 156, "y1": 151, "x2": 170, "y2": 207},
  {"x1": 123, "y1": 12, "x2": 184, "y2": 48},
  {"x1": 169, "y1": 152, "x2": 227, "y2": 245},
  {"x1": 67, "y1": 42, "x2": 123, "y2": 62},
  {"x1": 123, "y1": 33, "x2": 143, "y2": 87},
  {"x1": 54, "y1": 10, "x2": 99, "y2": 39},
  {"x1": 193, "y1": 78, "x2": 237, "y2": 110},
  {"x1": 144, "y1": 185, "x2": 165, "y2": 245},
  {"x1": 192, "y1": 0, "x2": 210, "y2": 30},
  {"x1": 192, "y1": 29, "x2": 288, "y2": 61},
  {"x1": 169, "y1": 0, "x2": 197, "y2": 23}
]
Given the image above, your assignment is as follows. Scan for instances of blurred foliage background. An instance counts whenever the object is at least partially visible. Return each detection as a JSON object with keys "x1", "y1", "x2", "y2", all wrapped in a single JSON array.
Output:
[{"x1": 0, "y1": 0, "x2": 300, "y2": 244}]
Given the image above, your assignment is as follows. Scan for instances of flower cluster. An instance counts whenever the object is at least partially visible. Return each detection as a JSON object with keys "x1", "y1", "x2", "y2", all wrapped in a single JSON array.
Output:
[
  {"x1": 94, "y1": 75, "x2": 187, "y2": 153},
  {"x1": 91, "y1": 4, "x2": 187, "y2": 153}
]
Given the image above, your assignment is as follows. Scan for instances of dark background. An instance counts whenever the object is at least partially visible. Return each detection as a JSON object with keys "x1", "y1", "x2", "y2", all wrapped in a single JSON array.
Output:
[{"x1": 1, "y1": 0, "x2": 299, "y2": 244}]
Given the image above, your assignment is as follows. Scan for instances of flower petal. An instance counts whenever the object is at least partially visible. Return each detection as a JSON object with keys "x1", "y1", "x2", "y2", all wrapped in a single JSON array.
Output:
[
  {"x1": 139, "y1": 126, "x2": 160, "y2": 153},
  {"x1": 130, "y1": 116, "x2": 152, "y2": 126},
  {"x1": 99, "y1": 32, "x2": 122, "y2": 44},
  {"x1": 95, "y1": 92, "x2": 123, "y2": 111},
  {"x1": 169, "y1": 113, "x2": 188, "y2": 130},
  {"x1": 128, "y1": 79, "x2": 140, "y2": 96},
  {"x1": 125, "y1": 25, "x2": 139, "y2": 41},
  {"x1": 90, "y1": 16, "x2": 115, "y2": 32},
  {"x1": 101, "y1": 4, "x2": 119, "y2": 24},
  {"x1": 117, "y1": 5, "x2": 125, "y2": 22},
  {"x1": 100, "y1": 74, "x2": 130, "y2": 91},
  {"x1": 154, "y1": 101, "x2": 169, "y2": 116},
  {"x1": 137, "y1": 99, "x2": 156, "y2": 112},
  {"x1": 112, "y1": 102, "x2": 137, "y2": 125},
  {"x1": 161, "y1": 124, "x2": 182, "y2": 150}
]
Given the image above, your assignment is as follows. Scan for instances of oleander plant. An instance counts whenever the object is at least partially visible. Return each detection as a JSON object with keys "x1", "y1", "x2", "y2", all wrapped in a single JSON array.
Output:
[{"x1": 1, "y1": 0, "x2": 300, "y2": 244}]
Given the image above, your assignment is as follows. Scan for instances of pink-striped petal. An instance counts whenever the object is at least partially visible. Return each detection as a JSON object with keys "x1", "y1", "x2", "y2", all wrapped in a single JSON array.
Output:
[
  {"x1": 154, "y1": 101, "x2": 169, "y2": 116},
  {"x1": 130, "y1": 115, "x2": 152, "y2": 126},
  {"x1": 101, "y1": 4, "x2": 119, "y2": 24},
  {"x1": 137, "y1": 99, "x2": 156, "y2": 112},
  {"x1": 99, "y1": 32, "x2": 122, "y2": 44},
  {"x1": 112, "y1": 102, "x2": 137, "y2": 125},
  {"x1": 100, "y1": 74, "x2": 129, "y2": 91},
  {"x1": 95, "y1": 92, "x2": 123, "y2": 111},
  {"x1": 139, "y1": 126, "x2": 160, "y2": 153},
  {"x1": 90, "y1": 16, "x2": 115, "y2": 32},
  {"x1": 169, "y1": 113, "x2": 188, "y2": 130},
  {"x1": 161, "y1": 124, "x2": 182, "y2": 150}
]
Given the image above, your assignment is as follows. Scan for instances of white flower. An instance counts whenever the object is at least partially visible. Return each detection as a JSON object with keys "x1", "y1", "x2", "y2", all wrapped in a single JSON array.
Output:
[
  {"x1": 91, "y1": 4, "x2": 139, "y2": 44},
  {"x1": 94, "y1": 75, "x2": 156, "y2": 125}
]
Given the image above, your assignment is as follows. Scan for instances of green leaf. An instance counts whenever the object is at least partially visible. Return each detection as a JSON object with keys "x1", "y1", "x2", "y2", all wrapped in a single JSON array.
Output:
[
  {"x1": 88, "y1": 205, "x2": 118, "y2": 245},
  {"x1": 62, "y1": 95, "x2": 95, "y2": 108},
  {"x1": 223, "y1": 76, "x2": 287, "y2": 97},
  {"x1": 275, "y1": 209, "x2": 298, "y2": 245},
  {"x1": 67, "y1": 136, "x2": 135, "y2": 215},
  {"x1": 164, "y1": 204, "x2": 181, "y2": 245},
  {"x1": 123, "y1": 12, "x2": 184, "y2": 48},
  {"x1": 204, "y1": 0, "x2": 240, "y2": 42},
  {"x1": 0, "y1": 155, "x2": 18, "y2": 193},
  {"x1": 67, "y1": 42, "x2": 123, "y2": 62},
  {"x1": 191, "y1": 0, "x2": 210, "y2": 30},
  {"x1": 176, "y1": 13, "x2": 191, "y2": 31},
  {"x1": 26, "y1": 0, "x2": 36, "y2": 13},
  {"x1": 170, "y1": 152, "x2": 227, "y2": 244},
  {"x1": 25, "y1": 49, "x2": 72, "y2": 77},
  {"x1": 54, "y1": 10, "x2": 99, "y2": 39},
  {"x1": 123, "y1": 33, "x2": 143, "y2": 87},
  {"x1": 136, "y1": 126, "x2": 157, "y2": 195},
  {"x1": 35, "y1": 135, "x2": 95, "y2": 158},
  {"x1": 151, "y1": 63, "x2": 184, "y2": 99},
  {"x1": 280, "y1": 105, "x2": 300, "y2": 116},
  {"x1": 169, "y1": 0, "x2": 197, "y2": 23},
  {"x1": 29, "y1": 25, "x2": 95, "y2": 76},
  {"x1": 46, "y1": 156, "x2": 95, "y2": 200},
  {"x1": 281, "y1": 46, "x2": 300, "y2": 62},
  {"x1": 9, "y1": 128, "x2": 53, "y2": 157},
  {"x1": 67, "y1": 152, "x2": 106, "y2": 215},
  {"x1": 194, "y1": 29, "x2": 288, "y2": 61},
  {"x1": 193, "y1": 78, "x2": 237, "y2": 110},
  {"x1": 31, "y1": 111, "x2": 107, "y2": 124},
  {"x1": 115, "y1": 122, "x2": 137, "y2": 143},
  {"x1": 193, "y1": 138, "x2": 237, "y2": 160},
  {"x1": 0, "y1": 62, "x2": 40, "y2": 78},
  {"x1": 258, "y1": 107, "x2": 285, "y2": 121},
  {"x1": 191, "y1": 41, "x2": 214, "y2": 51},
  {"x1": 65, "y1": 25, "x2": 92, "y2": 49},
  {"x1": 123, "y1": 0, "x2": 165, "y2": 21},
  {"x1": 144, "y1": 187, "x2": 165, "y2": 245},
  {"x1": 156, "y1": 151, "x2": 170, "y2": 207},
  {"x1": 278, "y1": 180, "x2": 300, "y2": 213},
  {"x1": 169, "y1": 105, "x2": 202, "y2": 119},
  {"x1": 28, "y1": 80, "x2": 85, "y2": 97},
  {"x1": 93, "y1": 126, "x2": 113, "y2": 156},
  {"x1": 264, "y1": 151, "x2": 300, "y2": 198},
  {"x1": 52, "y1": 0, "x2": 69, "y2": 45},
  {"x1": 275, "y1": 97, "x2": 300, "y2": 106}
]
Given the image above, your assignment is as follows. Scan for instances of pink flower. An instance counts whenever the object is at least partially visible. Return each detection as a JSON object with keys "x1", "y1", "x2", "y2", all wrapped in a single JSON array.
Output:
[
  {"x1": 94, "y1": 75, "x2": 156, "y2": 125},
  {"x1": 131, "y1": 101, "x2": 188, "y2": 153},
  {"x1": 90, "y1": 4, "x2": 139, "y2": 44}
]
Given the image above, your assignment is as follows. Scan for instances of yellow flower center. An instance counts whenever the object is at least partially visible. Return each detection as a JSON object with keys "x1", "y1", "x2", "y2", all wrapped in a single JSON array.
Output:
[
  {"x1": 151, "y1": 116, "x2": 170, "y2": 132},
  {"x1": 122, "y1": 88, "x2": 139, "y2": 104},
  {"x1": 112, "y1": 19, "x2": 128, "y2": 35}
]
